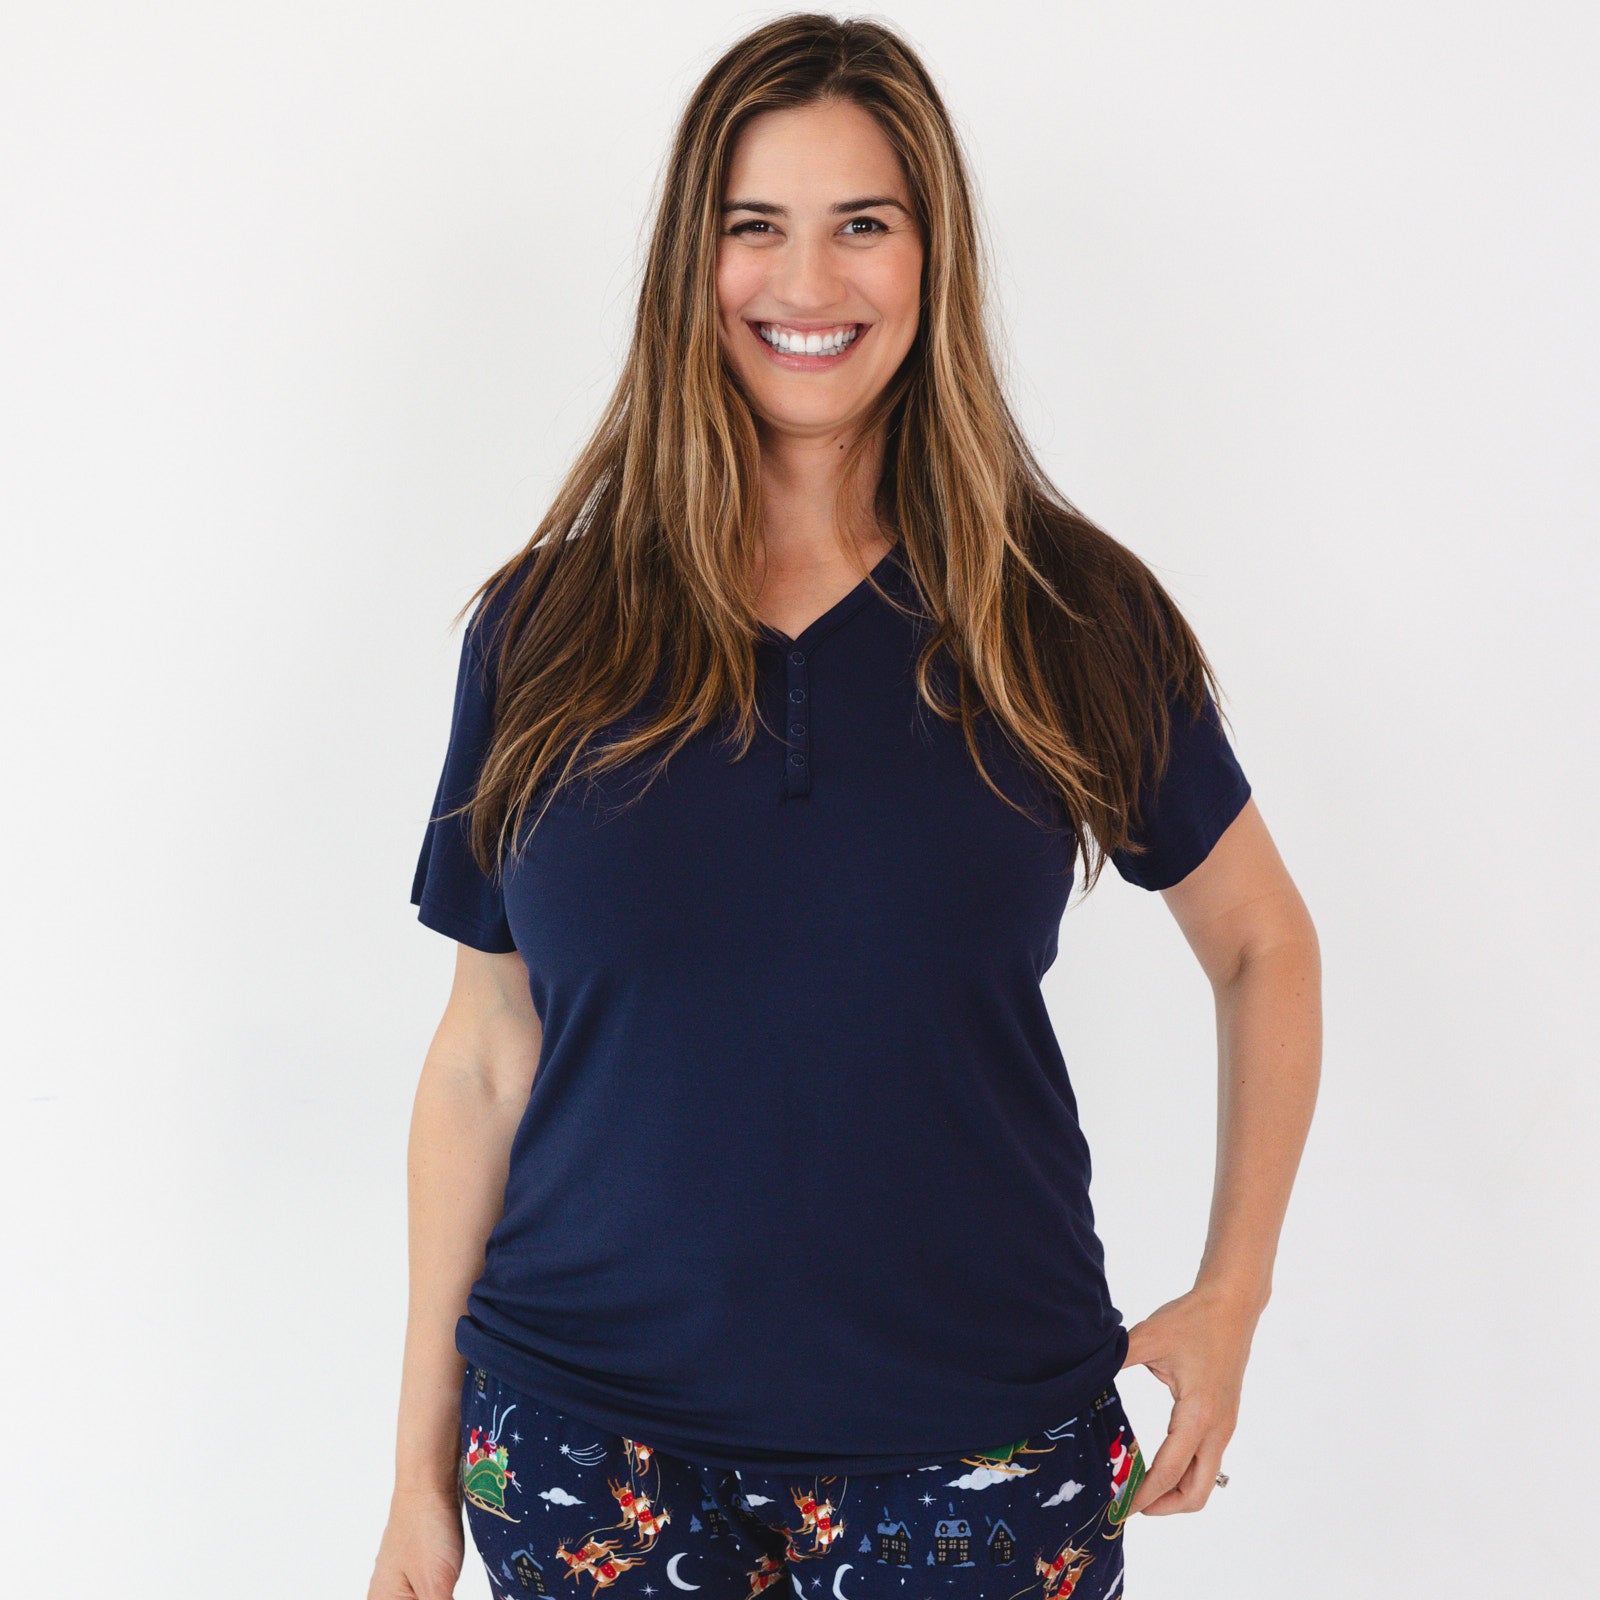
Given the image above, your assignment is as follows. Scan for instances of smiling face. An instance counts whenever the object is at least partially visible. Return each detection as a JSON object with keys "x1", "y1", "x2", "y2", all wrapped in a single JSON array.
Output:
[{"x1": 716, "y1": 98, "x2": 924, "y2": 437}]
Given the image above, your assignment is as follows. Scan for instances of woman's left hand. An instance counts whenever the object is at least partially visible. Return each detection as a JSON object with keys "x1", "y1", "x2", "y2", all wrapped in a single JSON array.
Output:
[{"x1": 1117, "y1": 1282, "x2": 1262, "y2": 1515}]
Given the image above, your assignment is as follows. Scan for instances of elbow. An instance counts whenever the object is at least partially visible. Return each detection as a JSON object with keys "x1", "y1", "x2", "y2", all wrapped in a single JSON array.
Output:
[{"x1": 1224, "y1": 896, "x2": 1321, "y2": 993}]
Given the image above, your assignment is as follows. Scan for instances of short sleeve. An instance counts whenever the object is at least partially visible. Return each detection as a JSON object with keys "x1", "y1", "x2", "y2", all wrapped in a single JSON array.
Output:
[
  {"x1": 1110, "y1": 679, "x2": 1252, "y2": 891},
  {"x1": 409, "y1": 590, "x2": 519, "y2": 953}
]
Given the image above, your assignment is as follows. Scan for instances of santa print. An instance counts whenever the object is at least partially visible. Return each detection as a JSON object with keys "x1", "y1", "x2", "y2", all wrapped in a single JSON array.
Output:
[
  {"x1": 470, "y1": 1429, "x2": 516, "y2": 1483},
  {"x1": 1108, "y1": 1430, "x2": 1134, "y2": 1495}
]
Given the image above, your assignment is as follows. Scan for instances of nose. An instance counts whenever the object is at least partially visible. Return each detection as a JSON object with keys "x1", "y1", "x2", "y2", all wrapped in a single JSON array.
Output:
[{"x1": 766, "y1": 233, "x2": 846, "y2": 314}]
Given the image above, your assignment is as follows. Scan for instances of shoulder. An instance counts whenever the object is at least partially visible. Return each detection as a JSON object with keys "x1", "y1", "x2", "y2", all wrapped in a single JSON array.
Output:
[{"x1": 462, "y1": 550, "x2": 554, "y2": 682}]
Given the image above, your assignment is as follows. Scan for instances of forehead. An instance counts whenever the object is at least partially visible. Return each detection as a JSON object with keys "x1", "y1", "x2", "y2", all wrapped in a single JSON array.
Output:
[{"x1": 723, "y1": 100, "x2": 907, "y2": 203}]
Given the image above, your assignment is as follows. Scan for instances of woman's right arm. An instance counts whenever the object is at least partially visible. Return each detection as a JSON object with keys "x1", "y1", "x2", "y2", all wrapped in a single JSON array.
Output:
[{"x1": 369, "y1": 944, "x2": 542, "y2": 1600}]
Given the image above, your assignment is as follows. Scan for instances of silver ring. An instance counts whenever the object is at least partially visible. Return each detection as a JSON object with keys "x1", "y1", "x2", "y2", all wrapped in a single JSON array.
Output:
[{"x1": 1214, "y1": 1471, "x2": 1230, "y2": 1488}]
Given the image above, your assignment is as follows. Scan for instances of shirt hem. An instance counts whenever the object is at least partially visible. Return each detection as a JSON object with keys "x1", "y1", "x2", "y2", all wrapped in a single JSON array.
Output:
[
  {"x1": 1124, "y1": 776, "x2": 1252, "y2": 890},
  {"x1": 456, "y1": 1317, "x2": 1130, "y2": 1477},
  {"x1": 413, "y1": 895, "x2": 516, "y2": 953}
]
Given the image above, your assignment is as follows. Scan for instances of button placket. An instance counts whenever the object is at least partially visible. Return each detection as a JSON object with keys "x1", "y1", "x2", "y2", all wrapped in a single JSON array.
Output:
[{"x1": 783, "y1": 647, "x2": 811, "y2": 797}]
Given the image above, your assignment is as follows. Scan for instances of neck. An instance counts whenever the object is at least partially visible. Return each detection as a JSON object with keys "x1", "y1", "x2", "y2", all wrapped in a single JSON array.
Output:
[{"x1": 756, "y1": 423, "x2": 888, "y2": 573}]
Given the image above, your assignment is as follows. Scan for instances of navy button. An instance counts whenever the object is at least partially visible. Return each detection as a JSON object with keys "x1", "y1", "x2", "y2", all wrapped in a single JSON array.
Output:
[
  {"x1": 788, "y1": 688, "x2": 805, "y2": 703},
  {"x1": 789, "y1": 649, "x2": 805, "y2": 665},
  {"x1": 790, "y1": 721, "x2": 805, "y2": 736},
  {"x1": 789, "y1": 752, "x2": 806, "y2": 766}
]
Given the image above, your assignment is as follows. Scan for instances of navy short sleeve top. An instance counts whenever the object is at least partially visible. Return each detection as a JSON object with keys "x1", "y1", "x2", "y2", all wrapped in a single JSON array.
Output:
[{"x1": 410, "y1": 543, "x2": 1251, "y2": 1473}]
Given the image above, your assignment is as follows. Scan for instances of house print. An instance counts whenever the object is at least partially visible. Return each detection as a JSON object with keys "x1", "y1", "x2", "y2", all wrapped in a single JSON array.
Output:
[
  {"x1": 506, "y1": 1548, "x2": 548, "y2": 1594},
  {"x1": 874, "y1": 1514, "x2": 912, "y2": 1565},
  {"x1": 985, "y1": 1518, "x2": 1016, "y2": 1565},
  {"x1": 698, "y1": 1496, "x2": 733, "y2": 1538},
  {"x1": 934, "y1": 1505, "x2": 974, "y2": 1566}
]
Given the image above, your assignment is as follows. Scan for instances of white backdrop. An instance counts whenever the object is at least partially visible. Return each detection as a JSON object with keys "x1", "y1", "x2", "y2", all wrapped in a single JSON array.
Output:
[{"x1": 3, "y1": 4, "x2": 1594, "y2": 1595}]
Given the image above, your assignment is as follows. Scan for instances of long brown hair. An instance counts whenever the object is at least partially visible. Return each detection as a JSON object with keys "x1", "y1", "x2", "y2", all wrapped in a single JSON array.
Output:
[{"x1": 445, "y1": 12, "x2": 1236, "y2": 894}]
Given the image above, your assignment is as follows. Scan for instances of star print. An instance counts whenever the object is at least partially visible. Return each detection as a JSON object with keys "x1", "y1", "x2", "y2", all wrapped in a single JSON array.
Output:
[
  {"x1": 560, "y1": 1443, "x2": 571, "y2": 1455},
  {"x1": 919, "y1": 1492, "x2": 935, "y2": 1505},
  {"x1": 512, "y1": 1430, "x2": 522, "y2": 1443}
]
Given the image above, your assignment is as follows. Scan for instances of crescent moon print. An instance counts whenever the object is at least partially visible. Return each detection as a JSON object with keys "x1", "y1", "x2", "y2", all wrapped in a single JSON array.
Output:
[{"x1": 665, "y1": 1551, "x2": 700, "y2": 1590}]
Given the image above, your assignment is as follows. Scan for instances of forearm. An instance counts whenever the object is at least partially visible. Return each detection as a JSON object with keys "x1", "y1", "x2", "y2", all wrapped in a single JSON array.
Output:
[
  {"x1": 393, "y1": 1056, "x2": 525, "y2": 1495},
  {"x1": 1192, "y1": 929, "x2": 1322, "y2": 1315}
]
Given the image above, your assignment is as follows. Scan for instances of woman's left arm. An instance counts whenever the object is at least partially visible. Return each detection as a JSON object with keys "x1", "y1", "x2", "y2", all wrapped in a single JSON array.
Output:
[{"x1": 1122, "y1": 795, "x2": 1323, "y2": 1515}]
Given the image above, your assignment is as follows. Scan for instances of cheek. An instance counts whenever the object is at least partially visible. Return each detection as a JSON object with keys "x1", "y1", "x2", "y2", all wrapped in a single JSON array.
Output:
[
  {"x1": 859, "y1": 255, "x2": 922, "y2": 340},
  {"x1": 715, "y1": 249, "x2": 767, "y2": 324}
]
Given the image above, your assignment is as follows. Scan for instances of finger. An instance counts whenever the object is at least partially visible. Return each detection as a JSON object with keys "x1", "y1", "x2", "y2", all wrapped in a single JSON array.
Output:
[
  {"x1": 1129, "y1": 1405, "x2": 1207, "y2": 1516},
  {"x1": 1131, "y1": 1441, "x2": 1194, "y2": 1516},
  {"x1": 1141, "y1": 1432, "x2": 1228, "y2": 1516}
]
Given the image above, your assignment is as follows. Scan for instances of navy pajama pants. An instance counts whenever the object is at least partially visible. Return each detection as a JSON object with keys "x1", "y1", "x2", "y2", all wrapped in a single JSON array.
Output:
[{"x1": 459, "y1": 1364, "x2": 1144, "y2": 1600}]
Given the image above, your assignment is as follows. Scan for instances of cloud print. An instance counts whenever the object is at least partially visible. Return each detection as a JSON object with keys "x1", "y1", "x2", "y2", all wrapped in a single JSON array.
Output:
[
  {"x1": 540, "y1": 1486, "x2": 585, "y2": 1506},
  {"x1": 739, "y1": 1492, "x2": 775, "y2": 1507},
  {"x1": 944, "y1": 1465, "x2": 1037, "y2": 1491},
  {"x1": 1041, "y1": 1479, "x2": 1085, "y2": 1507}
]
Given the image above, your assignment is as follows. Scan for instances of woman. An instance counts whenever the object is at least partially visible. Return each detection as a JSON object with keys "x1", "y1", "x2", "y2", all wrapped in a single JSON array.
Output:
[{"x1": 370, "y1": 16, "x2": 1320, "y2": 1600}]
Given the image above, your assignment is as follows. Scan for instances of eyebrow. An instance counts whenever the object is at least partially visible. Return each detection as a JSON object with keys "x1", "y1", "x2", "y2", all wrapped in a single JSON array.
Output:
[{"x1": 720, "y1": 196, "x2": 911, "y2": 216}]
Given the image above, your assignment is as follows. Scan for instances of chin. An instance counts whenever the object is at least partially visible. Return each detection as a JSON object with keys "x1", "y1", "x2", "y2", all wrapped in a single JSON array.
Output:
[
  {"x1": 759, "y1": 399, "x2": 862, "y2": 433},
  {"x1": 747, "y1": 376, "x2": 868, "y2": 421}
]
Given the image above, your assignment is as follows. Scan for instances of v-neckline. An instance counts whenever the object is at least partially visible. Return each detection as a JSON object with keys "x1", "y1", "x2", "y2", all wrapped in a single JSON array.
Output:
[{"x1": 755, "y1": 542, "x2": 903, "y2": 652}]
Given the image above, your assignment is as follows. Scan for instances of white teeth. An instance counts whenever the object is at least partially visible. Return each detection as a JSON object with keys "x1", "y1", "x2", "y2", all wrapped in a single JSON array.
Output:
[{"x1": 758, "y1": 323, "x2": 859, "y2": 355}]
